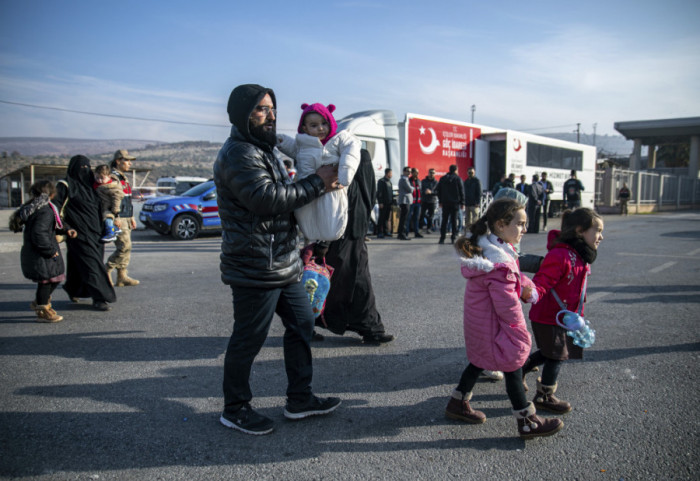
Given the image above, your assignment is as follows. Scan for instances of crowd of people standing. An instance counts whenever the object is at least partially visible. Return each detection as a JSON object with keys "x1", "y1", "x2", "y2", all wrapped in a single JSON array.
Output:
[{"x1": 372, "y1": 165, "x2": 579, "y2": 241}]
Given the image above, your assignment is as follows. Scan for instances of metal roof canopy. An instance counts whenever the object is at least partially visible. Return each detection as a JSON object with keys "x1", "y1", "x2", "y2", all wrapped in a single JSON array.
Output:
[{"x1": 614, "y1": 117, "x2": 700, "y2": 145}]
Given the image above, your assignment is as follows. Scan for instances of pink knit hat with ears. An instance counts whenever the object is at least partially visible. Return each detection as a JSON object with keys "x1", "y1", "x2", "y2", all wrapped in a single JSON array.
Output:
[{"x1": 297, "y1": 103, "x2": 338, "y2": 145}]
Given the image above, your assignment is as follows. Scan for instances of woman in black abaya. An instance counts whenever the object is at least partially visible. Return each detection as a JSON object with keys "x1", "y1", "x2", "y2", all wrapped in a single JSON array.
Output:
[
  {"x1": 314, "y1": 149, "x2": 394, "y2": 344},
  {"x1": 54, "y1": 155, "x2": 116, "y2": 310}
]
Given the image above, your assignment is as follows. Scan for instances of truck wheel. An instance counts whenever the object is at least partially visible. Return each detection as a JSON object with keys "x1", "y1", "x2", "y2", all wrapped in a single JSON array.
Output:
[{"x1": 171, "y1": 214, "x2": 200, "y2": 240}]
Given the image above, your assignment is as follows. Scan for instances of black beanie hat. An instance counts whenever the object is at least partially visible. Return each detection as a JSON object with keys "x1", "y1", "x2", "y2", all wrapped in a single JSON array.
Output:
[{"x1": 226, "y1": 84, "x2": 277, "y2": 140}]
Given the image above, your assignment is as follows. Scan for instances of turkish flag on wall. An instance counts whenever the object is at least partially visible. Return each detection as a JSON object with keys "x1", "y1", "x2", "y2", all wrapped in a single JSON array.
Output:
[{"x1": 406, "y1": 115, "x2": 481, "y2": 180}]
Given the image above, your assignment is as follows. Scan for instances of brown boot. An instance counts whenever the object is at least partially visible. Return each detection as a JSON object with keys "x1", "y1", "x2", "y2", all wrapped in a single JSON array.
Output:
[
  {"x1": 105, "y1": 264, "x2": 115, "y2": 286},
  {"x1": 445, "y1": 390, "x2": 486, "y2": 424},
  {"x1": 30, "y1": 296, "x2": 52, "y2": 311},
  {"x1": 533, "y1": 378, "x2": 572, "y2": 414},
  {"x1": 35, "y1": 304, "x2": 63, "y2": 323},
  {"x1": 116, "y1": 269, "x2": 140, "y2": 287},
  {"x1": 514, "y1": 402, "x2": 563, "y2": 439}
]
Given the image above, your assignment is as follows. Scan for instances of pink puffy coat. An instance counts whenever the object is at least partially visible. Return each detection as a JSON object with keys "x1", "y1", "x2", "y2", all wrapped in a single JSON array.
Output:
[
  {"x1": 460, "y1": 234, "x2": 534, "y2": 372},
  {"x1": 530, "y1": 230, "x2": 591, "y2": 326}
]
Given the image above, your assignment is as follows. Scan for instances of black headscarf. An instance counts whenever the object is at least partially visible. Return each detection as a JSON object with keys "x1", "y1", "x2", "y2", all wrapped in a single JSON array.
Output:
[{"x1": 63, "y1": 155, "x2": 102, "y2": 237}]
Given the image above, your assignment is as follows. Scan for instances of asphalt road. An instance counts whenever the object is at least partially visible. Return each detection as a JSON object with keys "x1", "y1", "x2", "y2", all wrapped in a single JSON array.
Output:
[{"x1": 1, "y1": 211, "x2": 698, "y2": 480}]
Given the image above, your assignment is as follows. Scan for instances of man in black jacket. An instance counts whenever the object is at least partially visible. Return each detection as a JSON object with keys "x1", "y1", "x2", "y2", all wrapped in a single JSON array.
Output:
[
  {"x1": 214, "y1": 84, "x2": 340, "y2": 435},
  {"x1": 376, "y1": 168, "x2": 393, "y2": 238},
  {"x1": 463, "y1": 167, "x2": 482, "y2": 231},
  {"x1": 420, "y1": 168, "x2": 438, "y2": 234},
  {"x1": 436, "y1": 164, "x2": 464, "y2": 244}
]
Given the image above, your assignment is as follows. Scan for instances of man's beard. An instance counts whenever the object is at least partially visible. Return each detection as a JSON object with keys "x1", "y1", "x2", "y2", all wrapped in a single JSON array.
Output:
[{"x1": 250, "y1": 121, "x2": 277, "y2": 147}]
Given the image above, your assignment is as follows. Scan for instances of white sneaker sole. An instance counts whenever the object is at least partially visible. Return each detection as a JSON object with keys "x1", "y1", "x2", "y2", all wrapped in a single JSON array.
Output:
[
  {"x1": 219, "y1": 415, "x2": 273, "y2": 435},
  {"x1": 283, "y1": 400, "x2": 341, "y2": 420},
  {"x1": 482, "y1": 370, "x2": 504, "y2": 381}
]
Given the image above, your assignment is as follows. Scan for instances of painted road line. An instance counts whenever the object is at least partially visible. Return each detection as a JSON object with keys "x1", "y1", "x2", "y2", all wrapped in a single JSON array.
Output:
[
  {"x1": 687, "y1": 247, "x2": 700, "y2": 256},
  {"x1": 586, "y1": 283, "x2": 628, "y2": 303},
  {"x1": 618, "y1": 253, "x2": 700, "y2": 259},
  {"x1": 649, "y1": 261, "x2": 677, "y2": 274}
]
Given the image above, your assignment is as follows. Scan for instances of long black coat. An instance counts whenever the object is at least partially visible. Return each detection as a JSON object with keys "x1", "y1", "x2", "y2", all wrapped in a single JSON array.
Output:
[
  {"x1": 320, "y1": 150, "x2": 385, "y2": 336},
  {"x1": 54, "y1": 155, "x2": 116, "y2": 303},
  {"x1": 21, "y1": 205, "x2": 65, "y2": 282}
]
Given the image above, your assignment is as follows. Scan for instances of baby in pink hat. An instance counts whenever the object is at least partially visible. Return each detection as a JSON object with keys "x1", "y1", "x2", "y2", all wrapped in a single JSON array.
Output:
[{"x1": 277, "y1": 103, "x2": 361, "y2": 241}]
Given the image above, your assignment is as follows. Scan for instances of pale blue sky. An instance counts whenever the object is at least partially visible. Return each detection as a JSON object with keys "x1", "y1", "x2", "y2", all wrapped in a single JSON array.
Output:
[{"x1": 1, "y1": 0, "x2": 699, "y2": 142}]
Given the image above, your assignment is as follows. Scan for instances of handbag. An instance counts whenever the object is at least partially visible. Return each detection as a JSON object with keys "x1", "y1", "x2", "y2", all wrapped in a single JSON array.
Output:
[
  {"x1": 551, "y1": 273, "x2": 595, "y2": 348},
  {"x1": 300, "y1": 244, "x2": 334, "y2": 318},
  {"x1": 54, "y1": 180, "x2": 70, "y2": 243}
]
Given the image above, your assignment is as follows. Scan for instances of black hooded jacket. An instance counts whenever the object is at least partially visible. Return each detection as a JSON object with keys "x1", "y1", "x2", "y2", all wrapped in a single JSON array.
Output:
[
  {"x1": 20, "y1": 200, "x2": 66, "y2": 282},
  {"x1": 436, "y1": 172, "x2": 465, "y2": 206},
  {"x1": 214, "y1": 84, "x2": 326, "y2": 288}
]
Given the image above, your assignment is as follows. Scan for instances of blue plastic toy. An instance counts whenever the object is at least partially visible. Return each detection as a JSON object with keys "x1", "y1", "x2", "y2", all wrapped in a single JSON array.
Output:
[
  {"x1": 555, "y1": 309, "x2": 596, "y2": 348},
  {"x1": 551, "y1": 273, "x2": 596, "y2": 348}
]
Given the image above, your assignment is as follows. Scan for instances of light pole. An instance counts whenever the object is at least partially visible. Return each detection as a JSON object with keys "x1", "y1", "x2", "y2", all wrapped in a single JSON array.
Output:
[{"x1": 471, "y1": 105, "x2": 475, "y2": 123}]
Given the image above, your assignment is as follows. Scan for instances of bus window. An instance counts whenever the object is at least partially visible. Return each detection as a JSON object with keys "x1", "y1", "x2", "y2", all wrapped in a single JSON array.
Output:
[{"x1": 527, "y1": 142, "x2": 582, "y2": 171}]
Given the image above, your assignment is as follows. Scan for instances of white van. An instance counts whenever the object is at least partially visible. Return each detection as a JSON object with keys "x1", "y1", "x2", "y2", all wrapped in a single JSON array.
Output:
[{"x1": 155, "y1": 176, "x2": 208, "y2": 196}]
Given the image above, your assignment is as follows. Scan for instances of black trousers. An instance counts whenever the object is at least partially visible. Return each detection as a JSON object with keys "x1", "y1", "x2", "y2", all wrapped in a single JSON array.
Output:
[
  {"x1": 223, "y1": 281, "x2": 314, "y2": 413},
  {"x1": 440, "y1": 203, "x2": 460, "y2": 240},
  {"x1": 420, "y1": 202, "x2": 437, "y2": 231},
  {"x1": 527, "y1": 204, "x2": 540, "y2": 233},
  {"x1": 35, "y1": 281, "x2": 60, "y2": 305},
  {"x1": 397, "y1": 204, "x2": 409, "y2": 237},
  {"x1": 456, "y1": 363, "x2": 528, "y2": 411},
  {"x1": 377, "y1": 204, "x2": 392, "y2": 235}
]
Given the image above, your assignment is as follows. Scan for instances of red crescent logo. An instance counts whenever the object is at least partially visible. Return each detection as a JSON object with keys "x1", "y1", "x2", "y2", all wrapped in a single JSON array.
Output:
[{"x1": 513, "y1": 138, "x2": 522, "y2": 152}]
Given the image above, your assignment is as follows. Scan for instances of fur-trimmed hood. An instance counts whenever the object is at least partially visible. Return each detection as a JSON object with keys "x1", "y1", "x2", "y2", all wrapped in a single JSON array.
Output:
[{"x1": 460, "y1": 234, "x2": 518, "y2": 279}]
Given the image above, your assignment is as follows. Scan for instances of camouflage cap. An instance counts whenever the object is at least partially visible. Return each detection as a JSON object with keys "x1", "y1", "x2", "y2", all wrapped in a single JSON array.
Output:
[{"x1": 113, "y1": 149, "x2": 136, "y2": 161}]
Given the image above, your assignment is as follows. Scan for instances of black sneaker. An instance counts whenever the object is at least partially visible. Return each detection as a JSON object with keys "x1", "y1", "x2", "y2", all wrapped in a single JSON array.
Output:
[
  {"x1": 284, "y1": 395, "x2": 341, "y2": 420},
  {"x1": 362, "y1": 333, "x2": 395, "y2": 345},
  {"x1": 220, "y1": 403, "x2": 274, "y2": 435}
]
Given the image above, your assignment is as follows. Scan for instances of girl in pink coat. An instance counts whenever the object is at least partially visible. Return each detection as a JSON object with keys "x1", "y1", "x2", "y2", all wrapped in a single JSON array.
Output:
[
  {"x1": 445, "y1": 198, "x2": 563, "y2": 439},
  {"x1": 522, "y1": 208, "x2": 604, "y2": 414}
]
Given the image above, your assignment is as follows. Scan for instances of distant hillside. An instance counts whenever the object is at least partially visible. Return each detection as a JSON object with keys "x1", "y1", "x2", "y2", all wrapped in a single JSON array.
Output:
[
  {"x1": 0, "y1": 137, "x2": 164, "y2": 157},
  {"x1": 541, "y1": 132, "x2": 633, "y2": 157},
  {"x1": 0, "y1": 138, "x2": 222, "y2": 181},
  {"x1": 1, "y1": 133, "x2": 634, "y2": 182}
]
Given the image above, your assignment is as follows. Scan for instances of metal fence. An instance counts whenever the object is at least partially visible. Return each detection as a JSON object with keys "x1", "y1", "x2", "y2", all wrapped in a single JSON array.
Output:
[{"x1": 596, "y1": 167, "x2": 700, "y2": 212}]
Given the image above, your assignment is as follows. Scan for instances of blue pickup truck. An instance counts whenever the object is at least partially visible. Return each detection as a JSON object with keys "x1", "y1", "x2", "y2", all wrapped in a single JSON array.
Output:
[{"x1": 139, "y1": 180, "x2": 220, "y2": 240}]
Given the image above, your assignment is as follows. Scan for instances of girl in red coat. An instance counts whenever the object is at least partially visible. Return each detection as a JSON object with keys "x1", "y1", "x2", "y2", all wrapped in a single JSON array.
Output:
[
  {"x1": 445, "y1": 198, "x2": 563, "y2": 439},
  {"x1": 522, "y1": 208, "x2": 604, "y2": 414}
]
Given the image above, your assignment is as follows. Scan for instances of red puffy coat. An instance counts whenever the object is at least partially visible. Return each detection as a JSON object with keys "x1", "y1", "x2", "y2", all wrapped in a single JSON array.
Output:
[
  {"x1": 530, "y1": 230, "x2": 591, "y2": 326},
  {"x1": 460, "y1": 234, "x2": 534, "y2": 372}
]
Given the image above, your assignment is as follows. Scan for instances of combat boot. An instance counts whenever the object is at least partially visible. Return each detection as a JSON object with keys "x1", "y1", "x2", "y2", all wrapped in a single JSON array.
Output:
[
  {"x1": 35, "y1": 304, "x2": 63, "y2": 323},
  {"x1": 533, "y1": 378, "x2": 572, "y2": 414},
  {"x1": 105, "y1": 263, "x2": 115, "y2": 286},
  {"x1": 513, "y1": 402, "x2": 563, "y2": 439},
  {"x1": 445, "y1": 390, "x2": 486, "y2": 424},
  {"x1": 116, "y1": 269, "x2": 140, "y2": 286}
]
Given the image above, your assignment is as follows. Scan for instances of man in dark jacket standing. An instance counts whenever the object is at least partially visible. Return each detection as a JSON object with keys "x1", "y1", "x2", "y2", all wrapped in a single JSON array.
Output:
[
  {"x1": 527, "y1": 174, "x2": 544, "y2": 233},
  {"x1": 463, "y1": 167, "x2": 482, "y2": 231},
  {"x1": 436, "y1": 164, "x2": 464, "y2": 244},
  {"x1": 376, "y1": 168, "x2": 393, "y2": 238},
  {"x1": 420, "y1": 168, "x2": 438, "y2": 234},
  {"x1": 214, "y1": 84, "x2": 340, "y2": 435},
  {"x1": 563, "y1": 169, "x2": 585, "y2": 209}
]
